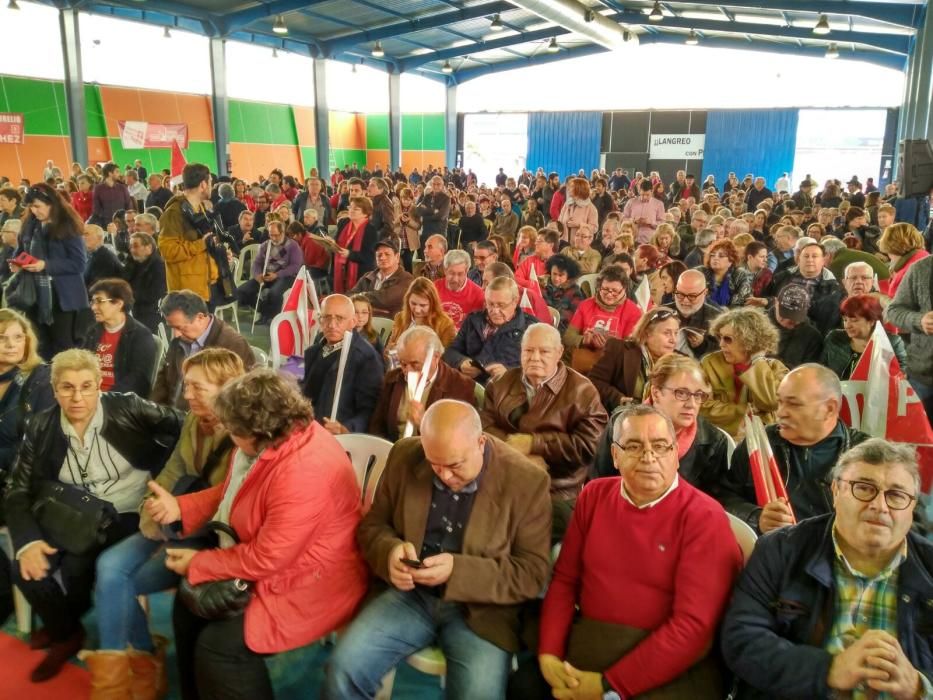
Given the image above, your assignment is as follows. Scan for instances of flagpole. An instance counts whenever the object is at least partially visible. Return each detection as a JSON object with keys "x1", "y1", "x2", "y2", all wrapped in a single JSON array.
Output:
[
  {"x1": 330, "y1": 330, "x2": 353, "y2": 422},
  {"x1": 251, "y1": 240, "x2": 272, "y2": 334}
]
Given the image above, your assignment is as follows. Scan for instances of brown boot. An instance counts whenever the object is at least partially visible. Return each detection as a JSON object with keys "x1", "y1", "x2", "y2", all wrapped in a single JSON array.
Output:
[
  {"x1": 128, "y1": 636, "x2": 168, "y2": 700},
  {"x1": 77, "y1": 650, "x2": 132, "y2": 699}
]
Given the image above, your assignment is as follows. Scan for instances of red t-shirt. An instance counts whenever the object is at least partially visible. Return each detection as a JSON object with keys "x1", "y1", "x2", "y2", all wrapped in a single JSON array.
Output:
[
  {"x1": 435, "y1": 279, "x2": 485, "y2": 329},
  {"x1": 568, "y1": 297, "x2": 642, "y2": 339},
  {"x1": 515, "y1": 255, "x2": 546, "y2": 287},
  {"x1": 97, "y1": 328, "x2": 122, "y2": 392}
]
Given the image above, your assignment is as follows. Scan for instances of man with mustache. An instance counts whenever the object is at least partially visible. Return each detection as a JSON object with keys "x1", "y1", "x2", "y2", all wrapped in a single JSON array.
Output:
[
  {"x1": 713, "y1": 364, "x2": 868, "y2": 534},
  {"x1": 722, "y1": 438, "x2": 933, "y2": 700}
]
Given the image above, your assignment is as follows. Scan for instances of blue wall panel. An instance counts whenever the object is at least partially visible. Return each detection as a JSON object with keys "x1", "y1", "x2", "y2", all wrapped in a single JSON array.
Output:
[
  {"x1": 526, "y1": 111, "x2": 602, "y2": 179},
  {"x1": 702, "y1": 109, "x2": 799, "y2": 191}
]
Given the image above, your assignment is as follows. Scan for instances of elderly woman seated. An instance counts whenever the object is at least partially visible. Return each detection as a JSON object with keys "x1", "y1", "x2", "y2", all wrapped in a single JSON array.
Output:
[
  {"x1": 821, "y1": 294, "x2": 907, "y2": 379},
  {"x1": 146, "y1": 369, "x2": 369, "y2": 700},
  {"x1": 4, "y1": 350, "x2": 182, "y2": 682},
  {"x1": 700, "y1": 307, "x2": 789, "y2": 439}
]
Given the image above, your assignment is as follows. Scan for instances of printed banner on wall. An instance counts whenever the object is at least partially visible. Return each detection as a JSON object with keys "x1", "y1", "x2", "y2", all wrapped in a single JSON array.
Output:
[
  {"x1": 0, "y1": 113, "x2": 25, "y2": 145},
  {"x1": 649, "y1": 134, "x2": 705, "y2": 159},
  {"x1": 118, "y1": 121, "x2": 189, "y2": 149}
]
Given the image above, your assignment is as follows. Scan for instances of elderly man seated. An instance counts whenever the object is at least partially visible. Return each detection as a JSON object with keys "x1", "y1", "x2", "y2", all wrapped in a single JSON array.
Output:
[
  {"x1": 715, "y1": 363, "x2": 868, "y2": 534},
  {"x1": 481, "y1": 323, "x2": 607, "y2": 536},
  {"x1": 722, "y1": 439, "x2": 933, "y2": 699},
  {"x1": 443, "y1": 276, "x2": 536, "y2": 384},
  {"x1": 369, "y1": 326, "x2": 476, "y2": 441},
  {"x1": 414, "y1": 234, "x2": 447, "y2": 281},
  {"x1": 508, "y1": 404, "x2": 742, "y2": 699},
  {"x1": 325, "y1": 400, "x2": 551, "y2": 700},
  {"x1": 435, "y1": 249, "x2": 485, "y2": 329},
  {"x1": 769, "y1": 239, "x2": 845, "y2": 334},
  {"x1": 302, "y1": 293, "x2": 384, "y2": 435},
  {"x1": 663, "y1": 268, "x2": 722, "y2": 360},
  {"x1": 349, "y1": 238, "x2": 413, "y2": 319}
]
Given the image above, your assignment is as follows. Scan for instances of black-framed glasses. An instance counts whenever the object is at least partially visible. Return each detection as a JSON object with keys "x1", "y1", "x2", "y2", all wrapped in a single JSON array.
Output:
[
  {"x1": 659, "y1": 386, "x2": 710, "y2": 404},
  {"x1": 612, "y1": 440, "x2": 675, "y2": 459},
  {"x1": 836, "y1": 478, "x2": 916, "y2": 511},
  {"x1": 674, "y1": 290, "x2": 706, "y2": 302}
]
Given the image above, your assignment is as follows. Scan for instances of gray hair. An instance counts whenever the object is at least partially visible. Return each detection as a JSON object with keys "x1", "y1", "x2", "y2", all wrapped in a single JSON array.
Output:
[
  {"x1": 444, "y1": 249, "x2": 471, "y2": 269},
  {"x1": 820, "y1": 236, "x2": 846, "y2": 256},
  {"x1": 844, "y1": 261, "x2": 874, "y2": 279},
  {"x1": 426, "y1": 234, "x2": 449, "y2": 252},
  {"x1": 521, "y1": 323, "x2": 561, "y2": 348},
  {"x1": 793, "y1": 236, "x2": 818, "y2": 255},
  {"x1": 709, "y1": 307, "x2": 779, "y2": 356},
  {"x1": 134, "y1": 212, "x2": 159, "y2": 232},
  {"x1": 787, "y1": 363, "x2": 843, "y2": 404},
  {"x1": 612, "y1": 403, "x2": 676, "y2": 442},
  {"x1": 218, "y1": 183, "x2": 235, "y2": 200},
  {"x1": 831, "y1": 438, "x2": 920, "y2": 492},
  {"x1": 396, "y1": 325, "x2": 444, "y2": 356},
  {"x1": 696, "y1": 228, "x2": 717, "y2": 248}
]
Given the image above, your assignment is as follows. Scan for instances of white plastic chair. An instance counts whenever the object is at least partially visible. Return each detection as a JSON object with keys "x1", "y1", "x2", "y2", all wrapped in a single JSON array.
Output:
[
  {"x1": 0, "y1": 527, "x2": 32, "y2": 633},
  {"x1": 716, "y1": 425, "x2": 737, "y2": 467},
  {"x1": 150, "y1": 333, "x2": 167, "y2": 389},
  {"x1": 334, "y1": 434, "x2": 394, "y2": 509},
  {"x1": 235, "y1": 244, "x2": 260, "y2": 288},
  {"x1": 250, "y1": 345, "x2": 269, "y2": 368},
  {"x1": 214, "y1": 299, "x2": 240, "y2": 334},
  {"x1": 547, "y1": 306, "x2": 560, "y2": 328},
  {"x1": 369, "y1": 317, "x2": 395, "y2": 347},
  {"x1": 578, "y1": 273, "x2": 599, "y2": 298},
  {"x1": 727, "y1": 512, "x2": 758, "y2": 563}
]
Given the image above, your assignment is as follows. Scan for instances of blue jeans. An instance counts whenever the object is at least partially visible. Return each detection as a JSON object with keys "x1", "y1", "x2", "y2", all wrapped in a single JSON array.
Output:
[
  {"x1": 324, "y1": 587, "x2": 511, "y2": 700},
  {"x1": 95, "y1": 532, "x2": 180, "y2": 651}
]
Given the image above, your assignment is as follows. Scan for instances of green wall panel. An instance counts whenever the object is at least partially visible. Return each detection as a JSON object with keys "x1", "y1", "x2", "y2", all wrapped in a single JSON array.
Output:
[
  {"x1": 366, "y1": 113, "x2": 389, "y2": 150},
  {"x1": 229, "y1": 100, "x2": 298, "y2": 146},
  {"x1": 84, "y1": 84, "x2": 108, "y2": 138},
  {"x1": 329, "y1": 148, "x2": 367, "y2": 171},
  {"x1": 421, "y1": 113, "x2": 446, "y2": 151},
  {"x1": 0, "y1": 76, "x2": 68, "y2": 136},
  {"x1": 300, "y1": 146, "x2": 317, "y2": 174},
  {"x1": 401, "y1": 114, "x2": 423, "y2": 151},
  {"x1": 107, "y1": 138, "x2": 217, "y2": 175}
]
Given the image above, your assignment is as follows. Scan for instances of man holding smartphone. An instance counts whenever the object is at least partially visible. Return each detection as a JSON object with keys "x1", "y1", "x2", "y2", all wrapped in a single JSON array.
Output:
[{"x1": 325, "y1": 400, "x2": 551, "y2": 700}]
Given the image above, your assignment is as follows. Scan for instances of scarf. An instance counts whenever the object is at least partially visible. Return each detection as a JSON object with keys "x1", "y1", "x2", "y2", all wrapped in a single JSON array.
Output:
[
  {"x1": 25, "y1": 221, "x2": 53, "y2": 326},
  {"x1": 891, "y1": 248, "x2": 920, "y2": 274},
  {"x1": 676, "y1": 420, "x2": 698, "y2": 459},
  {"x1": 333, "y1": 217, "x2": 368, "y2": 293}
]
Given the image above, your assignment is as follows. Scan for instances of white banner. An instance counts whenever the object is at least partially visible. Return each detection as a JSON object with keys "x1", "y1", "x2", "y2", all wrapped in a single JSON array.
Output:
[{"x1": 649, "y1": 134, "x2": 705, "y2": 159}]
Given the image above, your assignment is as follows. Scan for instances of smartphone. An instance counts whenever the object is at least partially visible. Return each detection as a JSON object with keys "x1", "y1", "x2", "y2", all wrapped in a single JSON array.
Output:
[
  {"x1": 400, "y1": 557, "x2": 424, "y2": 569},
  {"x1": 13, "y1": 252, "x2": 38, "y2": 266}
]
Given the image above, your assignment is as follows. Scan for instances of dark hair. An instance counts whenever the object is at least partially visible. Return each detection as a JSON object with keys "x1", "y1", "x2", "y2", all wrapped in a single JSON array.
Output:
[
  {"x1": 89, "y1": 278, "x2": 134, "y2": 312},
  {"x1": 347, "y1": 177, "x2": 364, "y2": 188},
  {"x1": 22, "y1": 183, "x2": 84, "y2": 239},
  {"x1": 286, "y1": 221, "x2": 306, "y2": 237},
  {"x1": 181, "y1": 164, "x2": 211, "y2": 190},
  {"x1": 130, "y1": 231, "x2": 155, "y2": 250},
  {"x1": 639, "y1": 180, "x2": 653, "y2": 192},
  {"x1": 597, "y1": 263, "x2": 630, "y2": 288},
  {"x1": 744, "y1": 241, "x2": 768, "y2": 260},
  {"x1": 546, "y1": 254, "x2": 580, "y2": 279},
  {"x1": 474, "y1": 240, "x2": 497, "y2": 255},
  {"x1": 840, "y1": 294, "x2": 883, "y2": 323},
  {"x1": 0, "y1": 187, "x2": 21, "y2": 204},
  {"x1": 537, "y1": 229, "x2": 560, "y2": 249},
  {"x1": 101, "y1": 163, "x2": 119, "y2": 179},
  {"x1": 160, "y1": 290, "x2": 209, "y2": 319},
  {"x1": 658, "y1": 260, "x2": 687, "y2": 284}
]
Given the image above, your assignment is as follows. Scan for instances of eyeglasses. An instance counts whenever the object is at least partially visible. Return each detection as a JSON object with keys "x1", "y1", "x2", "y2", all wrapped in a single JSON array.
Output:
[
  {"x1": 90, "y1": 297, "x2": 115, "y2": 306},
  {"x1": 836, "y1": 478, "x2": 916, "y2": 511},
  {"x1": 599, "y1": 286, "x2": 625, "y2": 297},
  {"x1": 55, "y1": 384, "x2": 98, "y2": 398},
  {"x1": 320, "y1": 314, "x2": 350, "y2": 326},
  {"x1": 718, "y1": 334, "x2": 735, "y2": 344},
  {"x1": 674, "y1": 290, "x2": 706, "y2": 302},
  {"x1": 658, "y1": 386, "x2": 710, "y2": 404},
  {"x1": 613, "y1": 440, "x2": 675, "y2": 458}
]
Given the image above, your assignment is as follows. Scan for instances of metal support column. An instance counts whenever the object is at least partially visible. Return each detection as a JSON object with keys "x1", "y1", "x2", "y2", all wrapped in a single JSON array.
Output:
[
  {"x1": 313, "y1": 58, "x2": 330, "y2": 180},
  {"x1": 388, "y1": 70, "x2": 401, "y2": 172},
  {"x1": 445, "y1": 80, "x2": 457, "y2": 170},
  {"x1": 209, "y1": 38, "x2": 229, "y2": 176},
  {"x1": 912, "y1": 6, "x2": 933, "y2": 140},
  {"x1": 59, "y1": 8, "x2": 88, "y2": 166}
]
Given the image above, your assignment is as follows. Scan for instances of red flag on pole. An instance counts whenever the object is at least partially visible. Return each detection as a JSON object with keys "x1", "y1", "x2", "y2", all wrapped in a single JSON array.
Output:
[
  {"x1": 169, "y1": 139, "x2": 186, "y2": 189},
  {"x1": 744, "y1": 412, "x2": 795, "y2": 521}
]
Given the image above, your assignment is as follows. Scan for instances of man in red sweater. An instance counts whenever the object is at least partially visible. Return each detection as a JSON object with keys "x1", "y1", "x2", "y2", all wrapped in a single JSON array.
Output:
[
  {"x1": 508, "y1": 404, "x2": 742, "y2": 698},
  {"x1": 435, "y1": 249, "x2": 484, "y2": 330}
]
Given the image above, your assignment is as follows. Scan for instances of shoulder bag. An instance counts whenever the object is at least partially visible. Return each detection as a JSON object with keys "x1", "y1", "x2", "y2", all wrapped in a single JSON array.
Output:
[{"x1": 177, "y1": 520, "x2": 253, "y2": 620}]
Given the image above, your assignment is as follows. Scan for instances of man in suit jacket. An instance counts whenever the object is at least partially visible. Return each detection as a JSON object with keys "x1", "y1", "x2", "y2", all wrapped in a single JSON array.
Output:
[
  {"x1": 370, "y1": 326, "x2": 476, "y2": 441},
  {"x1": 301, "y1": 294, "x2": 384, "y2": 435},
  {"x1": 325, "y1": 400, "x2": 551, "y2": 700}
]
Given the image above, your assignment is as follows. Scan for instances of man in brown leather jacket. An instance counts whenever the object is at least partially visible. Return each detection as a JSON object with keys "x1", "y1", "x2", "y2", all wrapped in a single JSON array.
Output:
[{"x1": 480, "y1": 323, "x2": 607, "y2": 536}]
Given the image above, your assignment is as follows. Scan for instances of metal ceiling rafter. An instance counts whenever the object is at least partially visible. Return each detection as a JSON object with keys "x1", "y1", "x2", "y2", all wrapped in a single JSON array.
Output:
[{"x1": 219, "y1": 0, "x2": 333, "y2": 36}]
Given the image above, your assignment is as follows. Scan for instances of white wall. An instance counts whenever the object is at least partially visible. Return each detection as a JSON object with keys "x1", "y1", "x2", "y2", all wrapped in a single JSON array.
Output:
[
  {"x1": 226, "y1": 41, "x2": 315, "y2": 106},
  {"x1": 0, "y1": 1, "x2": 65, "y2": 80},
  {"x1": 326, "y1": 60, "x2": 389, "y2": 113}
]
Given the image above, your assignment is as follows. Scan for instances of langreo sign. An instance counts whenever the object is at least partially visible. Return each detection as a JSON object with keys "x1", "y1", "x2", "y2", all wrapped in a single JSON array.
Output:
[{"x1": 649, "y1": 134, "x2": 705, "y2": 159}]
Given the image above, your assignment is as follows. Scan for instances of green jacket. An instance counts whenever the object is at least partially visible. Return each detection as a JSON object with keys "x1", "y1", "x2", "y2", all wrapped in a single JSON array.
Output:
[{"x1": 820, "y1": 327, "x2": 908, "y2": 379}]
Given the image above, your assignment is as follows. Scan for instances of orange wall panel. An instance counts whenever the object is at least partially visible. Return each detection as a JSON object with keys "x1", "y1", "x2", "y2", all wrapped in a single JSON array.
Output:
[
  {"x1": 329, "y1": 111, "x2": 365, "y2": 149},
  {"x1": 400, "y1": 150, "x2": 446, "y2": 173},
  {"x1": 99, "y1": 86, "x2": 213, "y2": 141},
  {"x1": 230, "y1": 144, "x2": 301, "y2": 183},
  {"x1": 366, "y1": 150, "x2": 390, "y2": 171},
  {"x1": 0, "y1": 136, "x2": 72, "y2": 183},
  {"x1": 292, "y1": 106, "x2": 316, "y2": 146},
  {"x1": 87, "y1": 137, "x2": 111, "y2": 164}
]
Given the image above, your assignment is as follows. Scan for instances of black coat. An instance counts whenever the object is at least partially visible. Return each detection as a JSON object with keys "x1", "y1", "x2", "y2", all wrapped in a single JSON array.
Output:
[
  {"x1": 215, "y1": 198, "x2": 247, "y2": 231},
  {"x1": 442, "y1": 309, "x2": 535, "y2": 385},
  {"x1": 82, "y1": 315, "x2": 158, "y2": 396},
  {"x1": 769, "y1": 268, "x2": 845, "y2": 335},
  {"x1": 0, "y1": 364, "x2": 53, "y2": 484},
  {"x1": 773, "y1": 312, "x2": 824, "y2": 369},
  {"x1": 121, "y1": 253, "x2": 167, "y2": 333},
  {"x1": 3, "y1": 392, "x2": 183, "y2": 552},
  {"x1": 85, "y1": 246, "x2": 124, "y2": 287},
  {"x1": 145, "y1": 187, "x2": 171, "y2": 212}
]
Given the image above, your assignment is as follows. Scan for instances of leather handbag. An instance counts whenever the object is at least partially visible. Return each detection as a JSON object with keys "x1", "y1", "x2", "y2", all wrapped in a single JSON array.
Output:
[
  {"x1": 177, "y1": 521, "x2": 253, "y2": 620},
  {"x1": 31, "y1": 481, "x2": 117, "y2": 556}
]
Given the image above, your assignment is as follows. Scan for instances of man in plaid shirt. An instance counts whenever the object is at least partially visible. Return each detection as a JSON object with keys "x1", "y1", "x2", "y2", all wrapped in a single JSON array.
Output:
[{"x1": 721, "y1": 438, "x2": 933, "y2": 699}]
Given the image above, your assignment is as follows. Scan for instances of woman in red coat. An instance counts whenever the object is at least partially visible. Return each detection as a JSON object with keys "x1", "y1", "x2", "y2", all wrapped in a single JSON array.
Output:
[{"x1": 146, "y1": 368, "x2": 368, "y2": 700}]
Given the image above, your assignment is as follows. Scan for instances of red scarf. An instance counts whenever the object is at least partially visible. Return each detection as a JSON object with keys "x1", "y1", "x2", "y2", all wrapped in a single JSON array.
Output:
[
  {"x1": 676, "y1": 420, "x2": 698, "y2": 459},
  {"x1": 333, "y1": 217, "x2": 368, "y2": 293}
]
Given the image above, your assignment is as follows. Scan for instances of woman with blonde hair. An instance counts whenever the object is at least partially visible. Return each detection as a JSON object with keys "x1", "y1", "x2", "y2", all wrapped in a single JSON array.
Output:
[
  {"x1": 557, "y1": 177, "x2": 598, "y2": 242},
  {"x1": 700, "y1": 307, "x2": 788, "y2": 438},
  {"x1": 384, "y1": 277, "x2": 456, "y2": 354},
  {"x1": 512, "y1": 225, "x2": 537, "y2": 267},
  {"x1": 650, "y1": 222, "x2": 681, "y2": 262},
  {"x1": 879, "y1": 222, "x2": 928, "y2": 303}
]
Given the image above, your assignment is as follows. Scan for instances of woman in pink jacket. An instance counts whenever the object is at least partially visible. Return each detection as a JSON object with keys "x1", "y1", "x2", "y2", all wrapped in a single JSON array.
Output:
[
  {"x1": 146, "y1": 369, "x2": 368, "y2": 700},
  {"x1": 557, "y1": 177, "x2": 599, "y2": 242}
]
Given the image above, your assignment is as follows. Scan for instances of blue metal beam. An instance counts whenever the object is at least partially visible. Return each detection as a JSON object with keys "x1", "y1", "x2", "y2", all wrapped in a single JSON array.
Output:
[
  {"x1": 401, "y1": 26, "x2": 567, "y2": 71},
  {"x1": 323, "y1": 1, "x2": 513, "y2": 55},
  {"x1": 657, "y1": 0, "x2": 920, "y2": 30},
  {"x1": 81, "y1": 0, "x2": 220, "y2": 34},
  {"x1": 208, "y1": 37, "x2": 229, "y2": 176},
  {"x1": 59, "y1": 7, "x2": 88, "y2": 166},
  {"x1": 312, "y1": 58, "x2": 330, "y2": 180},
  {"x1": 388, "y1": 71, "x2": 401, "y2": 171},
  {"x1": 219, "y1": 0, "x2": 333, "y2": 36}
]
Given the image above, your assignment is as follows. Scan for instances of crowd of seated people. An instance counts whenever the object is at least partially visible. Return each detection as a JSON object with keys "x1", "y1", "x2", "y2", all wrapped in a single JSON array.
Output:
[{"x1": 0, "y1": 157, "x2": 931, "y2": 700}]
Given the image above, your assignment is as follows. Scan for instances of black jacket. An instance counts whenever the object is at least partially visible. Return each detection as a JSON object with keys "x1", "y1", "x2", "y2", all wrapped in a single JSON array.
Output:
[
  {"x1": 82, "y1": 315, "x2": 158, "y2": 396},
  {"x1": 773, "y1": 311, "x2": 824, "y2": 369},
  {"x1": 722, "y1": 514, "x2": 933, "y2": 699},
  {"x1": 145, "y1": 187, "x2": 171, "y2": 212},
  {"x1": 443, "y1": 309, "x2": 536, "y2": 385},
  {"x1": 0, "y1": 364, "x2": 53, "y2": 487},
  {"x1": 121, "y1": 253, "x2": 167, "y2": 333},
  {"x1": 662, "y1": 300, "x2": 723, "y2": 359},
  {"x1": 85, "y1": 245, "x2": 123, "y2": 287},
  {"x1": 3, "y1": 393, "x2": 183, "y2": 552},
  {"x1": 769, "y1": 268, "x2": 845, "y2": 335},
  {"x1": 292, "y1": 191, "x2": 333, "y2": 227},
  {"x1": 215, "y1": 198, "x2": 247, "y2": 231}
]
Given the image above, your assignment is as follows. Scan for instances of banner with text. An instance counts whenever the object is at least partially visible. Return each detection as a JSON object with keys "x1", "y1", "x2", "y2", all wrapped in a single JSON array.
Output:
[
  {"x1": 0, "y1": 113, "x2": 25, "y2": 145},
  {"x1": 118, "y1": 121, "x2": 189, "y2": 149},
  {"x1": 649, "y1": 134, "x2": 705, "y2": 159}
]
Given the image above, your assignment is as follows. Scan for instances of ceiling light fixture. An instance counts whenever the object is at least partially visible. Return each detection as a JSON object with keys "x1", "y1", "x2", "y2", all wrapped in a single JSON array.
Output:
[
  {"x1": 825, "y1": 42, "x2": 839, "y2": 58},
  {"x1": 372, "y1": 41, "x2": 384, "y2": 57},
  {"x1": 649, "y1": 2, "x2": 663, "y2": 22},
  {"x1": 8, "y1": 0, "x2": 20, "y2": 9},
  {"x1": 813, "y1": 14, "x2": 830, "y2": 35},
  {"x1": 273, "y1": 14, "x2": 288, "y2": 35},
  {"x1": 163, "y1": 26, "x2": 171, "y2": 38},
  {"x1": 686, "y1": 29, "x2": 699, "y2": 45},
  {"x1": 490, "y1": 13, "x2": 504, "y2": 31},
  {"x1": 546, "y1": 37, "x2": 560, "y2": 53},
  {"x1": 441, "y1": 60, "x2": 453, "y2": 73}
]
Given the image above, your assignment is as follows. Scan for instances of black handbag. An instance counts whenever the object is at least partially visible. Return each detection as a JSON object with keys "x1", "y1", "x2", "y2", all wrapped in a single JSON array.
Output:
[
  {"x1": 31, "y1": 481, "x2": 117, "y2": 556},
  {"x1": 177, "y1": 521, "x2": 253, "y2": 620}
]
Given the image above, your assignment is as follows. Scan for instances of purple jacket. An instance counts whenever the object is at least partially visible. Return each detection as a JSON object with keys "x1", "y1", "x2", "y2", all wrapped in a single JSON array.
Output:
[
  {"x1": 91, "y1": 182, "x2": 134, "y2": 225},
  {"x1": 250, "y1": 238, "x2": 303, "y2": 279}
]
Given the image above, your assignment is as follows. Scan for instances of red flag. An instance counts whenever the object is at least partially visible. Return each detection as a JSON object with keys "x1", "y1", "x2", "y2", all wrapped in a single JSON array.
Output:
[
  {"x1": 745, "y1": 412, "x2": 795, "y2": 520},
  {"x1": 169, "y1": 139, "x2": 186, "y2": 188}
]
